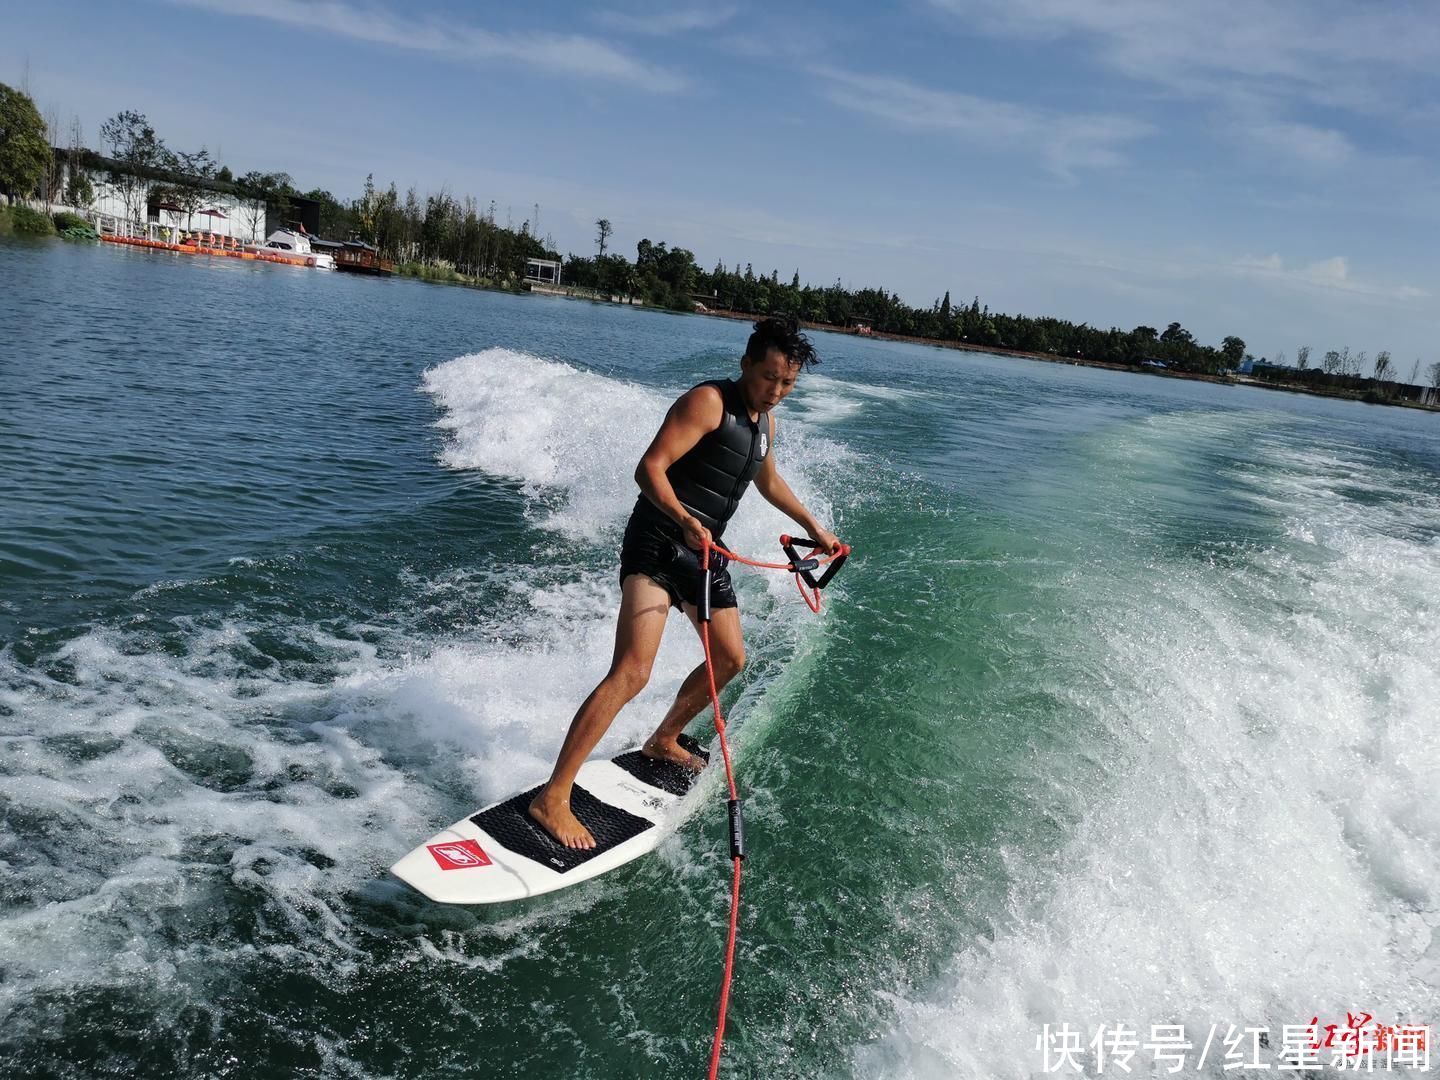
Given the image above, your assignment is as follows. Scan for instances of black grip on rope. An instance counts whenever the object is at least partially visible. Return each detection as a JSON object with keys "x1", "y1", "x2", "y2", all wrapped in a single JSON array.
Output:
[
  {"x1": 780, "y1": 535, "x2": 851, "y2": 591},
  {"x1": 780, "y1": 538, "x2": 822, "y2": 589},
  {"x1": 815, "y1": 550, "x2": 849, "y2": 588},
  {"x1": 727, "y1": 799, "x2": 745, "y2": 860}
]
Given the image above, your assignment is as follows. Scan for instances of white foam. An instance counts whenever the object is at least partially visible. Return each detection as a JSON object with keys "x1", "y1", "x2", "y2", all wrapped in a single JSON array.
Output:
[
  {"x1": 422, "y1": 348, "x2": 660, "y2": 538},
  {"x1": 0, "y1": 622, "x2": 435, "y2": 1016},
  {"x1": 858, "y1": 430, "x2": 1440, "y2": 1078},
  {"x1": 411, "y1": 346, "x2": 847, "y2": 784},
  {"x1": 1, "y1": 349, "x2": 849, "y2": 1028},
  {"x1": 421, "y1": 346, "x2": 847, "y2": 574},
  {"x1": 788, "y1": 372, "x2": 925, "y2": 426}
]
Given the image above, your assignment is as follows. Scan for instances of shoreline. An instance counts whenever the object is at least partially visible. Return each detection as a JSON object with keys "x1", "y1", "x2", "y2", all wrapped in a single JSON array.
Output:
[
  {"x1": 29, "y1": 227, "x2": 1440, "y2": 415},
  {"x1": 691, "y1": 304, "x2": 1440, "y2": 414}
]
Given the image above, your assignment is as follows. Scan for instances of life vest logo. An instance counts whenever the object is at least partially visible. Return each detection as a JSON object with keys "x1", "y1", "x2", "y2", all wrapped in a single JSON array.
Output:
[
  {"x1": 759, "y1": 432, "x2": 769, "y2": 457},
  {"x1": 427, "y1": 839, "x2": 493, "y2": 870}
]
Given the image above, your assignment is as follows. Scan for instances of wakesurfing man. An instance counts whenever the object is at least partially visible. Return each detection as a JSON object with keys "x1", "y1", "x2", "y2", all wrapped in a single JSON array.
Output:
[{"x1": 528, "y1": 315, "x2": 842, "y2": 848}]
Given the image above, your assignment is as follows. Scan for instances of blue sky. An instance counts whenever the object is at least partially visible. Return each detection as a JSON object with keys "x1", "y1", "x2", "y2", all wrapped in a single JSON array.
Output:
[{"x1": 5, "y1": 0, "x2": 1439, "y2": 370}]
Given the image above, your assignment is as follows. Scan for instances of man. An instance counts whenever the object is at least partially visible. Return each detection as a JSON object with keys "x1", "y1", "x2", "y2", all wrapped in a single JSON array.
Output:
[{"x1": 528, "y1": 315, "x2": 842, "y2": 849}]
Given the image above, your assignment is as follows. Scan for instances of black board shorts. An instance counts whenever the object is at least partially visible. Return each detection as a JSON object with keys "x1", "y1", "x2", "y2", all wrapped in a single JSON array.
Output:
[{"x1": 619, "y1": 500, "x2": 737, "y2": 611}]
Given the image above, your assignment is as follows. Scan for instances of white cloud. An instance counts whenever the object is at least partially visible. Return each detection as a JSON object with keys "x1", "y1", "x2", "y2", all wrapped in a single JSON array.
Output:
[
  {"x1": 595, "y1": 6, "x2": 737, "y2": 36},
  {"x1": 171, "y1": 0, "x2": 687, "y2": 92},
  {"x1": 1236, "y1": 117, "x2": 1353, "y2": 167},
  {"x1": 927, "y1": 0, "x2": 1440, "y2": 177},
  {"x1": 928, "y1": 0, "x2": 1440, "y2": 110},
  {"x1": 810, "y1": 65, "x2": 1151, "y2": 177},
  {"x1": 1236, "y1": 253, "x2": 1283, "y2": 274},
  {"x1": 1233, "y1": 253, "x2": 1425, "y2": 300}
]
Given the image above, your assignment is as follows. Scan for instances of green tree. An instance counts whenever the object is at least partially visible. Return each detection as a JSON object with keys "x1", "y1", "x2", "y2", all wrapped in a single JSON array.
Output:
[
  {"x1": 595, "y1": 217, "x2": 612, "y2": 259},
  {"x1": 355, "y1": 172, "x2": 378, "y2": 241},
  {"x1": 236, "y1": 170, "x2": 292, "y2": 240},
  {"x1": 301, "y1": 187, "x2": 353, "y2": 239},
  {"x1": 373, "y1": 181, "x2": 403, "y2": 260},
  {"x1": 1221, "y1": 335, "x2": 1246, "y2": 366},
  {"x1": 169, "y1": 147, "x2": 215, "y2": 231},
  {"x1": 99, "y1": 110, "x2": 168, "y2": 225},
  {"x1": 64, "y1": 169, "x2": 93, "y2": 210},
  {"x1": 420, "y1": 188, "x2": 455, "y2": 262},
  {"x1": 0, "y1": 82, "x2": 50, "y2": 200},
  {"x1": 62, "y1": 113, "x2": 91, "y2": 210}
]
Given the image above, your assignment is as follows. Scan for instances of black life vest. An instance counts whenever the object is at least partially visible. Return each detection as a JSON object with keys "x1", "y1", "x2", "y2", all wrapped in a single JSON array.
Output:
[{"x1": 640, "y1": 379, "x2": 769, "y2": 537}]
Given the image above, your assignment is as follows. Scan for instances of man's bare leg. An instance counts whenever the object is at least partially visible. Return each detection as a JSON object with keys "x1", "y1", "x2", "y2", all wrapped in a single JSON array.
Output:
[
  {"x1": 528, "y1": 575, "x2": 672, "y2": 849},
  {"x1": 642, "y1": 604, "x2": 745, "y2": 768}
]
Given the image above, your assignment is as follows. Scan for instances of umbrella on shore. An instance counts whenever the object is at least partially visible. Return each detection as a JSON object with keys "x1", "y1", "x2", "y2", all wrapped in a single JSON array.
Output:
[{"x1": 199, "y1": 207, "x2": 228, "y2": 244}]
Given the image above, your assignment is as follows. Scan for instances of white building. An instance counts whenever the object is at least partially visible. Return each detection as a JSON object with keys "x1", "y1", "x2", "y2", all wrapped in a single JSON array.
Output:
[
  {"x1": 525, "y1": 257, "x2": 562, "y2": 286},
  {"x1": 55, "y1": 152, "x2": 266, "y2": 243}
]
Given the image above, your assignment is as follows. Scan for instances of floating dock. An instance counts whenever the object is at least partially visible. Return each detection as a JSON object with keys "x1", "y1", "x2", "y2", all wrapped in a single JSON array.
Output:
[{"x1": 99, "y1": 233, "x2": 325, "y2": 268}]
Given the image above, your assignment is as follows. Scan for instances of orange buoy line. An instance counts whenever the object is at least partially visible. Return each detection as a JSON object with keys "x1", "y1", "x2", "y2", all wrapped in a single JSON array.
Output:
[{"x1": 99, "y1": 233, "x2": 323, "y2": 268}]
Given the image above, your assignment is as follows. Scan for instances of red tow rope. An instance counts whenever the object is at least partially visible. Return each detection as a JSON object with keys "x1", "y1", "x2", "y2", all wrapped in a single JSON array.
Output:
[{"x1": 698, "y1": 535, "x2": 849, "y2": 1079}]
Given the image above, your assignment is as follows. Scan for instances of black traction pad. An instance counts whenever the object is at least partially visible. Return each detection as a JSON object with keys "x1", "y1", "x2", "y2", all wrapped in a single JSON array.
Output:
[
  {"x1": 611, "y1": 733, "x2": 711, "y2": 797},
  {"x1": 471, "y1": 783, "x2": 654, "y2": 874}
]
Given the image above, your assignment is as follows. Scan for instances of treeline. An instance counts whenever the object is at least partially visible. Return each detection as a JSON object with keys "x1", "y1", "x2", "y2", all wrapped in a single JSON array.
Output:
[
  {"x1": 1251, "y1": 347, "x2": 1440, "y2": 400},
  {"x1": 693, "y1": 270, "x2": 1248, "y2": 373},
  {"x1": 563, "y1": 237, "x2": 1249, "y2": 374},
  {"x1": 78, "y1": 107, "x2": 561, "y2": 282},
  {"x1": 574, "y1": 246, "x2": 1250, "y2": 374},
  {"x1": 0, "y1": 87, "x2": 559, "y2": 285},
  {"x1": 289, "y1": 177, "x2": 559, "y2": 285},
  {"x1": 0, "y1": 83, "x2": 1258, "y2": 371},
  {"x1": 8, "y1": 83, "x2": 1435, "y2": 384}
]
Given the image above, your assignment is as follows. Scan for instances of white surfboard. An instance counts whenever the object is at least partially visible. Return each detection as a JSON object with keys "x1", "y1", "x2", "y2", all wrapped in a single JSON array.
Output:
[{"x1": 391, "y1": 735, "x2": 709, "y2": 905}]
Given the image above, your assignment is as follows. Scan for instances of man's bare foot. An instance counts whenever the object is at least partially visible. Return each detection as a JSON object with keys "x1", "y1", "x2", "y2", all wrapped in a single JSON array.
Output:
[
  {"x1": 641, "y1": 736, "x2": 707, "y2": 773},
  {"x1": 528, "y1": 788, "x2": 595, "y2": 849}
]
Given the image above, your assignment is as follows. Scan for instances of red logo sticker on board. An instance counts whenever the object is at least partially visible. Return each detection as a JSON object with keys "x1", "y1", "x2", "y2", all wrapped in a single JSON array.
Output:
[{"x1": 427, "y1": 839, "x2": 493, "y2": 870}]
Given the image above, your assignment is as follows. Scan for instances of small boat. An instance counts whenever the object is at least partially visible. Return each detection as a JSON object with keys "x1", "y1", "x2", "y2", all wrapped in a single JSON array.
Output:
[
  {"x1": 335, "y1": 240, "x2": 396, "y2": 276},
  {"x1": 246, "y1": 229, "x2": 336, "y2": 270}
]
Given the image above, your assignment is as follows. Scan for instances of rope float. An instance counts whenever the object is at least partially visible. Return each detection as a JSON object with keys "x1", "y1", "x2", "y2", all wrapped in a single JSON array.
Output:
[{"x1": 696, "y1": 534, "x2": 850, "y2": 1079}]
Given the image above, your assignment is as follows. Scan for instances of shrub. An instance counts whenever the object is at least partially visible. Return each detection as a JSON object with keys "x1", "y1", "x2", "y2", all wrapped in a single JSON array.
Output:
[
  {"x1": 9, "y1": 205, "x2": 55, "y2": 235},
  {"x1": 65, "y1": 171, "x2": 94, "y2": 209},
  {"x1": 53, "y1": 210, "x2": 88, "y2": 232}
]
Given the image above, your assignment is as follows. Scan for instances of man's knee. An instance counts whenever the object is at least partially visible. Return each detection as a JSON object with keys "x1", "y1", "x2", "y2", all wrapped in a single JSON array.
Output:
[
  {"x1": 714, "y1": 648, "x2": 745, "y2": 685},
  {"x1": 607, "y1": 659, "x2": 653, "y2": 699}
]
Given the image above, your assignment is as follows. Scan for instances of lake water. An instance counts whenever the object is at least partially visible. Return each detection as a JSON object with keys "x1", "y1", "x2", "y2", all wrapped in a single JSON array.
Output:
[{"x1": 3, "y1": 238, "x2": 1438, "y2": 1078}]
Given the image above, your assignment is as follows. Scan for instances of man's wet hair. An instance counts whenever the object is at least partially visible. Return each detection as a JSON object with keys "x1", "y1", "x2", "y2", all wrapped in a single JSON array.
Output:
[{"x1": 744, "y1": 314, "x2": 819, "y2": 370}]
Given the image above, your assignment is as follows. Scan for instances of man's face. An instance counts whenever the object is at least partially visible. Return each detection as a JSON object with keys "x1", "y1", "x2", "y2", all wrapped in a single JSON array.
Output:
[{"x1": 740, "y1": 347, "x2": 801, "y2": 412}]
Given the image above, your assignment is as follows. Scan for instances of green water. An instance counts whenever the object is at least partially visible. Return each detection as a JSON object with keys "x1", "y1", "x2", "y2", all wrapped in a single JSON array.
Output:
[{"x1": 2, "y1": 239, "x2": 1438, "y2": 1078}]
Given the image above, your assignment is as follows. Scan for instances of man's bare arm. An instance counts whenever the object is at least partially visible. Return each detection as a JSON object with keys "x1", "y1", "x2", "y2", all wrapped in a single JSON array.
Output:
[
  {"x1": 635, "y1": 385, "x2": 724, "y2": 549},
  {"x1": 752, "y1": 417, "x2": 841, "y2": 553}
]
